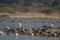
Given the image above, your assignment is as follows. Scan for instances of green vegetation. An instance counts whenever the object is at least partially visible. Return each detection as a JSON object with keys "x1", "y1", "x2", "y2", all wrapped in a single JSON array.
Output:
[
  {"x1": 0, "y1": 6, "x2": 16, "y2": 14},
  {"x1": 0, "y1": 0, "x2": 60, "y2": 14},
  {"x1": 41, "y1": 5, "x2": 60, "y2": 14},
  {"x1": 0, "y1": 5, "x2": 60, "y2": 14}
]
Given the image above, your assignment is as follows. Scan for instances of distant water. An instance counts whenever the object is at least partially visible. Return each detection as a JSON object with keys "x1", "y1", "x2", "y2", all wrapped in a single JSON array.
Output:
[
  {"x1": 0, "y1": 34, "x2": 60, "y2": 40},
  {"x1": 0, "y1": 18, "x2": 60, "y2": 40}
]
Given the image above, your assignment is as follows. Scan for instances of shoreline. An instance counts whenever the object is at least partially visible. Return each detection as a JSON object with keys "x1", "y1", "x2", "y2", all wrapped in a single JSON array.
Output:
[{"x1": 0, "y1": 12, "x2": 60, "y2": 20}]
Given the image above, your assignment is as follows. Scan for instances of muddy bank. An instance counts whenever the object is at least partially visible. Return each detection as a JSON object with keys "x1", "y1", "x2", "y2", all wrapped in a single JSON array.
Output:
[{"x1": 0, "y1": 12, "x2": 60, "y2": 19}]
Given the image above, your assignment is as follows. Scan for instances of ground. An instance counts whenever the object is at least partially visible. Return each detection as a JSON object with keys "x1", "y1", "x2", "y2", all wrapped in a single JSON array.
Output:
[{"x1": 0, "y1": 12, "x2": 60, "y2": 19}]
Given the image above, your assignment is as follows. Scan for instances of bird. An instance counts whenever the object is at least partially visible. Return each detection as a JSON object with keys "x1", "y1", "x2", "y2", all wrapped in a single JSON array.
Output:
[
  {"x1": 41, "y1": 27, "x2": 43, "y2": 29},
  {"x1": 54, "y1": 33, "x2": 57, "y2": 36},
  {"x1": 0, "y1": 31, "x2": 4, "y2": 35},
  {"x1": 51, "y1": 24, "x2": 54, "y2": 27},
  {"x1": 6, "y1": 27, "x2": 10, "y2": 29},
  {"x1": 31, "y1": 33, "x2": 34, "y2": 37},
  {"x1": 16, "y1": 33, "x2": 18, "y2": 40},
  {"x1": 16, "y1": 33, "x2": 18, "y2": 36},
  {"x1": 19, "y1": 22, "x2": 22, "y2": 28}
]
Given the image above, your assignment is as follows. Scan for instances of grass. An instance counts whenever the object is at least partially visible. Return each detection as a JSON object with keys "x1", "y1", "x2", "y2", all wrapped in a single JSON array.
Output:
[
  {"x1": 41, "y1": 5, "x2": 60, "y2": 14},
  {"x1": 0, "y1": 6, "x2": 16, "y2": 14},
  {"x1": 0, "y1": 5, "x2": 60, "y2": 14}
]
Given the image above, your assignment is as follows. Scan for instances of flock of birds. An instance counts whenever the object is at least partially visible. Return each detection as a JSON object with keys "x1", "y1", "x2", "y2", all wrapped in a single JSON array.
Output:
[
  {"x1": 0, "y1": 19, "x2": 60, "y2": 36},
  {"x1": 0, "y1": 22, "x2": 22, "y2": 40},
  {"x1": 0, "y1": 22, "x2": 54, "y2": 36},
  {"x1": 0, "y1": 19, "x2": 60, "y2": 40}
]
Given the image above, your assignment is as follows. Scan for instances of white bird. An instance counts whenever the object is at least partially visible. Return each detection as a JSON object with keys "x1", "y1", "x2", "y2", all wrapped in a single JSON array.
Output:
[
  {"x1": 16, "y1": 33, "x2": 18, "y2": 36},
  {"x1": 54, "y1": 33, "x2": 57, "y2": 36},
  {"x1": 19, "y1": 22, "x2": 22, "y2": 28},
  {"x1": 16, "y1": 33, "x2": 18, "y2": 40},
  {"x1": 41, "y1": 27, "x2": 43, "y2": 29},
  {"x1": 31, "y1": 33, "x2": 34, "y2": 36},
  {"x1": 51, "y1": 24, "x2": 54, "y2": 27},
  {"x1": 7, "y1": 27, "x2": 10, "y2": 29},
  {"x1": 0, "y1": 31, "x2": 4, "y2": 35}
]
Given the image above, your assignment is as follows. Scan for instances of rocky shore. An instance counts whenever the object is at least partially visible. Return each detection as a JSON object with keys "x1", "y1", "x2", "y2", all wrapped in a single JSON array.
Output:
[{"x1": 0, "y1": 26, "x2": 60, "y2": 37}]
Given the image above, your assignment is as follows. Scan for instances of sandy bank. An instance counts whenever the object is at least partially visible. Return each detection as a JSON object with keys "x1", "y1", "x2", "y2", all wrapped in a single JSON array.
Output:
[{"x1": 0, "y1": 12, "x2": 60, "y2": 19}]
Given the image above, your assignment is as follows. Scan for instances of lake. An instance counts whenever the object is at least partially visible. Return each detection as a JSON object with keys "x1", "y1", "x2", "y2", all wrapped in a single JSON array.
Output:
[{"x1": 0, "y1": 18, "x2": 60, "y2": 40}]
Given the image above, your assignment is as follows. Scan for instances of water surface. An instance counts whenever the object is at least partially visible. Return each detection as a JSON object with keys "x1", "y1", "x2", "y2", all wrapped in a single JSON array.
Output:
[{"x1": 0, "y1": 18, "x2": 60, "y2": 40}]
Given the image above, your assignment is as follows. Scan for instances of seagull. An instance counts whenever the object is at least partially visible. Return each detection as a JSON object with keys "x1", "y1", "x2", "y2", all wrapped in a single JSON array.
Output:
[{"x1": 19, "y1": 22, "x2": 22, "y2": 28}]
